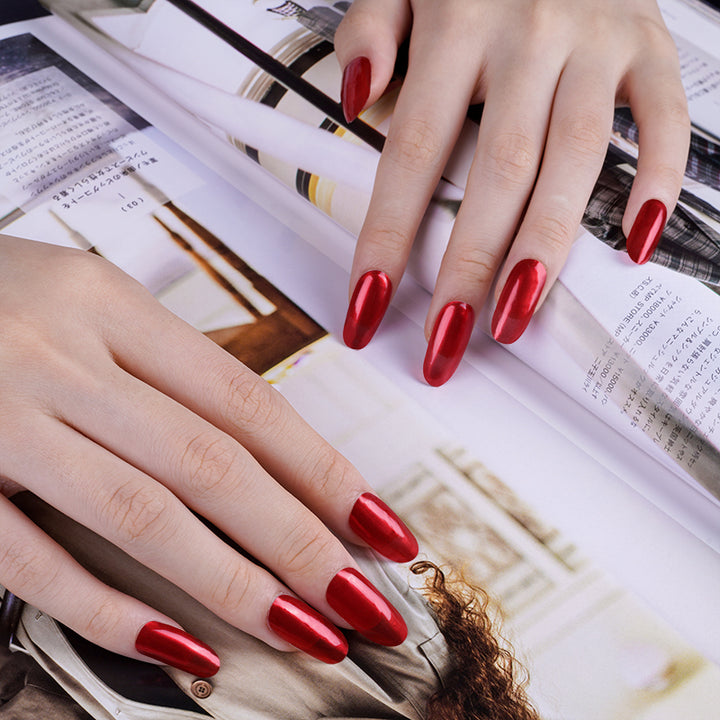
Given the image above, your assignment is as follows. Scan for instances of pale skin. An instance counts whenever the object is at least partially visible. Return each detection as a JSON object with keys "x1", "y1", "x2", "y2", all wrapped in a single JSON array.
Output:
[
  {"x1": 1, "y1": 0, "x2": 690, "y2": 667},
  {"x1": 0, "y1": 237, "x2": 379, "y2": 663},
  {"x1": 335, "y1": 0, "x2": 690, "y2": 345}
]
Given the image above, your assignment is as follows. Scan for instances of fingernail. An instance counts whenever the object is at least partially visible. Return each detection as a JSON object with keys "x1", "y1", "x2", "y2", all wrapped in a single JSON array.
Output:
[
  {"x1": 343, "y1": 270, "x2": 392, "y2": 349},
  {"x1": 423, "y1": 302, "x2": 475, "y2": 386},
  {"x1": 268, "y1": 595, "x2": 348, "y2": 664},
  {"x1": 135, "y1": 621, "x2": 219, "y2": 677},
  {"x1": 626, "y1": 199, "x2": 667, "y2": 264},
  {"x1": 349, "y1": 492, "x2": 418, "y2": 563},
  {"x1": 326, "y1": 568, "x2": 407, "y2": 646},
  {"x1": 341, "y1": 56, "x2": 371, "y2": 123},
  {"x1": 491, "y1": 259, "x2": 546, "y2": 344}
]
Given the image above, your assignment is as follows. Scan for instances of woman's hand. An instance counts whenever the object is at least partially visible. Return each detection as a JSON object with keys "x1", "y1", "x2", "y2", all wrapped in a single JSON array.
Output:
[
  {"x1": 0, "y1": 235, "x2": 417, "y2": 674},
  {"x1": 335, "y1": 0, "x2": 690, "y2": 385}
]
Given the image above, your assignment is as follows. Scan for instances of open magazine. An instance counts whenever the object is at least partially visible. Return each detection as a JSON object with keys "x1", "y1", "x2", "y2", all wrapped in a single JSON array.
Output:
[
  {"x1": 1, "y1": 1, "x2": 719, "y2": 717},
  {"x1": 27, "y1": 0, "x2": 720, "y2": 530}
]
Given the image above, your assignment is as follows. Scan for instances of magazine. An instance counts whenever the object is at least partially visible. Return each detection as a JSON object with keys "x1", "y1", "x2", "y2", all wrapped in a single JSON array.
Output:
[
  {"x1": 0, "y1": 1, "x2": 719, "y2": 717},
  {"x1": 29, "y1": 0, "x2": 720, "y2": 538}
]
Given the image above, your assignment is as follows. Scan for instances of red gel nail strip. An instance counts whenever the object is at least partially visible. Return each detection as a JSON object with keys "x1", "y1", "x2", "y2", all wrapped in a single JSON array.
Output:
[
  {"x1": 341, "y1": 56, "x2": 371, "y2": 123},
  {"x1": 423, "y1": 302, "x2": 475, "y2": 386},
  {"x1": 626, "y1": 199, "x2": 667, "y2": 265},
  {"x1": 349, "y1": 493, "x2": 418, "y2": 563},
  {"x1": 343, "y1": 270, "x2": 392, "y2": 349},
  {"x1": 326, "y1": 568, "x2": 407, "y2": 647},
  {"x1": 135, "y1": 621, "x2": 220, "y2": 677},
  {"x1": 491, "y1": 259, "x2": 546, "y2": 344},
  {"x1": 268, "y1": 595, "x2": 348, "y2": 664}
]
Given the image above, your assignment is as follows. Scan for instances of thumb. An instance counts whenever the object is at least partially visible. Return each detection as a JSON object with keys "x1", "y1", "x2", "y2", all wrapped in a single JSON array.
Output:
[{"x1": 334, "y1": 0, "x2": 412, "y2": 122}]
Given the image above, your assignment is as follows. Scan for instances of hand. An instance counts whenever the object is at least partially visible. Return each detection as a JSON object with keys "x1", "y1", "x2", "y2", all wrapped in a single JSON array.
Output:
[
  {"x1": 0, "y1": 236, "x2": 417, "y2": 673},
  {"x1": 335, "y1": 0, "x2": 690, "y2": 385}
]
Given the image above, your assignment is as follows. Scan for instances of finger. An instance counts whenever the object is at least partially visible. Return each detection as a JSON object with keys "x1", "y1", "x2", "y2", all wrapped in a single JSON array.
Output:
[
  {"x1": 100, "y1": 280, "x2": 417, "y2": 564},
  {"x1": 334, "y1": 0, "x2": 412, "y2": 121},
  {"x1": 0, "y1": 495, "x2": 221, "y2": 676},
  {"x1": 2, "y1": 415, "x2": 359, "y2": 660},
  {"x1": 621, "y1": 47, "x2": 690, "y2": 264},
  {"x1": 491, "y1": 58, "x2": 617, "y2": 345},
  {"x1": 56, "y1": 359, "x2": 396, "y2": 624},
  {"x1": 344, "y1": 12, "x2": 482, "y2": 348},
  {"x1": 421, "y1": 58, "x2": 564, "y2": 385}
]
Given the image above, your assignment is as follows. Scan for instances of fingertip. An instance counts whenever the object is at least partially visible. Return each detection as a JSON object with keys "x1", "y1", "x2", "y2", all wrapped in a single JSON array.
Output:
[
  {"x1": 343, "y1": 270, "x2": 392, "y2": 349},
  {"x1": 422, "y1": 302, "x2": 474, "y2": 386},
  {"x1": 348, "y1": 492, "x2": 418, "y2": 562},
  {"x1": 268, "y1": 595, "x2": 348, "y2": 664},
  {"x1": 342, "y1": 56, "x2": 372, "y2": 123},
  {"x1": 135, "y1": 620, "x2": 220, "y2": 677},
  {"x1": 491, "y1": 260, "x2": 546, "y2": 344},
  {"x1": 335, "y1": 0, "x2": 410, "y2": 106},
  {"x1": 625, "y1": 198, "x2": 667, "y2": 265}
]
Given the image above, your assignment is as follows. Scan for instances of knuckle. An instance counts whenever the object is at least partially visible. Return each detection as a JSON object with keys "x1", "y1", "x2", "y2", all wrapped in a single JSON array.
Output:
[
  {"x1": 82, "y1": 597, "x2": 123, "y2": 641},
  {"x1": 450, "y1": 245, "x2": 498, "y2": 287},
  {"x1": 389, "y1": 117, "x2": 444, "y2": 172},
  {"x1": 559, "y1": 113, "x2": 608, "y2": 162},
  {"x1": 104, "y1": 482, "x2": 173, "y2": 547},
  {"x1": 223, "y1": 369, "x2": 280, "y2": 432},
  {"x1": 298, "y1": 444, "x2": 353, "y2": 499},
  {"x1": 636, "y1": 17, "x2": 676, "y2": 55},
  {"x1": 531, "y1": 208, "x2": 576, "y2": 254},
  {"x1": 276, "y1": 518, "x2": 337, "y2": 578},
  {"x1": 485, "y1": 131, "x2": 538, "y2": 189},
  {"x1": 179, "y1": 431, "x2": 240, "y2": 500},
  {"x1": 365, "y1": 223, "x2": 412, "y2": 257},
  {"x1": 650, "y1": 162, "x2": 686, "y2": 194},
  {"x1": 654, "y1": 97, "x2": 691, "y2": 134},
  {"x1": 207, "y1": 561, "x2": 252, "y2": 612},
  {"x1": 0, "y1": 539, "x2": 55, "y2": 598}
]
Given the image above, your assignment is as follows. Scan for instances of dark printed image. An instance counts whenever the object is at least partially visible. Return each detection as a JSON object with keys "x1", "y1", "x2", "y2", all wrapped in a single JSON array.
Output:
[{"x1": 0, "y1": 33, "x2": 148, "y2": 128}]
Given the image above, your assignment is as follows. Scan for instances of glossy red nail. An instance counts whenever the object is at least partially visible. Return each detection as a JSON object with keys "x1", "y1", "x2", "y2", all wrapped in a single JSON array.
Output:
[
  {"x1": 349, "y1": 493, "x2": 418, "y2": 563},
  {"x1": 491, "y1": 259, "x2": 546, "y2": 344},
  {"x1": 343, "y1": 270, "x2": 392, "y2": 349},
  {"x1": 423, "y1": 302, "x2": 475, "y2": 386},
  {"x1": 268, "y1": 595, "x2": 348, "y2": 664},
  {"x1": 626, "y1": 199, "x2": 667, "y2": 264},
  {"x1": 135, "y1": 621, "x2": 219, "y2": 677},
  {"x1": 326, "y1": 568, "x2": 407, "y2": 647},
  {"x1": 341, "y1": 56, "x2": 371, "y2": 123}
]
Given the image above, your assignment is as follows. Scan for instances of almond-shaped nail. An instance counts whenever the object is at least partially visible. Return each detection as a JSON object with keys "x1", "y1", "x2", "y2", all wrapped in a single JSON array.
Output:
[
  {"x1": 341, "y1": 56, "x2": 371, "y2": 123},
  {"x1": 135, "y1": 621, "x2": 219, "y2": 677},
  {"x1": 349, "y1": 492, "x2": 418, "y2": 563},
  {"x1": 268, "y1": 595, "x2": 348, "y2": 664},
  {"x1": 326, "y1": 568, "x2": 407, "y2": 647},
  {"x1": 423, "y1": 302, "x2": 474, "y2": 386},
  {"x1": 491, "y1": 259, "x2": 546, "y2": 344},
  {"x1": 343, "y1": 270, "x2": 392, "y2": 349},
  {"x1": 626, "y1": 199, "x2": 667, "y2": 264}
]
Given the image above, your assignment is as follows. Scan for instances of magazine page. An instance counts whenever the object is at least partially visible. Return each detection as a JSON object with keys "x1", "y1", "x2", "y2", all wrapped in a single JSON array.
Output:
[
  {"x1": 0, "y1": 17, "x2": 719, "y2": 717},
  {"x1": 37, "y1": 1, "x2": 720, "y2": 524}
]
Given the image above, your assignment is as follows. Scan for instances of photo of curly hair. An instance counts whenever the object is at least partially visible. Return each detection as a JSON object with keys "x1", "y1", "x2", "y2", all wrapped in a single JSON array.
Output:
[{"x1": 411, "y1": 561, "x2": 540, "y2": 720}]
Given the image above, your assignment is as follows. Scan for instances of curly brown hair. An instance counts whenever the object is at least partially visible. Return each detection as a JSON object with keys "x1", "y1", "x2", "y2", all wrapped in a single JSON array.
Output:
[{"x1": 411, "y1": 561, "x2": 540, "y2": 720}]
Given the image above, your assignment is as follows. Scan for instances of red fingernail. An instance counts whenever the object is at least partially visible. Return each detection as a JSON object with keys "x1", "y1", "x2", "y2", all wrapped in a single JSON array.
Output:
[
  {"x1": 626, "y1": 199, "x2": 666, "y2": 264},
  {"x1": 341, "y1": 56, "x2": 371, "y2": 123},
  {"x1": 423, "y1": 302, "x2": 474, "y2": 386},
  {"x1": 135, "y1": 621, "x2": 219, "y2": 677},
  {"x1": 268, "y1": 595, "x2": 348, "y2": 664},
  {"x1": 343, "y1": 270, "x2": 392, "y2": 349},
  {"x1": 326, "y1": 568, "x2": 407, "y2": 647},
  {"x1": 491, "y1": 259, "x2": 546, "y2": 344},
  {"x1": 349, "y1": 493, "x2": 418, "y2": 563}
]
